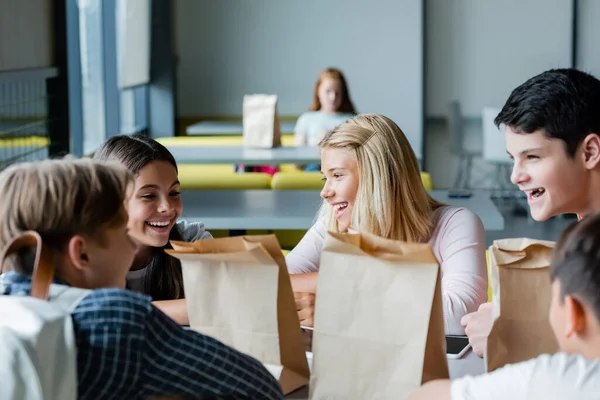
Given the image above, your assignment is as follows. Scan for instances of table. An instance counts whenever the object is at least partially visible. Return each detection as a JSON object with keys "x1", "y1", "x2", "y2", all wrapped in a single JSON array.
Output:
[
  {"x1": 169, "y1": 145, "x2": 321, "y2": 165},
  {"x1": 285, "y1": 350, "x2": 484, "y2": 399},
  {"x1": 186, "y1": 120, "x2": 297, "y2": 136},
  {"x1": 180, "y1": 190, "x2": 505, "y2": 231},
  {"x1": 447, "y1": 350, "x2": 485, "y2": 378}
]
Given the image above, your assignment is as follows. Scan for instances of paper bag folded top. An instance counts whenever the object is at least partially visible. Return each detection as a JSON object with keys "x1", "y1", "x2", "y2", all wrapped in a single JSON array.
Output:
[
  {"x1": 485, "y1": 238, "x2": 559, "y2": 373},
  {"x1": 243, "y1": 94, "x2": 282, "y2": 149},
  {"x1": 167, "y1": 235, "x2": 309, "y2": 395},
  {"x1": 309, "y1": 231, "x2": 448, "y2": 400}
]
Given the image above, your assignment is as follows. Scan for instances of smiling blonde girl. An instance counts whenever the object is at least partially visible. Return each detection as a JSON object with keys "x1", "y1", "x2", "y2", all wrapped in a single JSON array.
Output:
[{"x1": 287, "y1": 114, "x2": 488, "y2": 334}]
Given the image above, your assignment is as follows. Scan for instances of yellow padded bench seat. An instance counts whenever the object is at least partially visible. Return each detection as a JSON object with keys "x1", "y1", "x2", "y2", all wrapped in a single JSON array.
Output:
[
  {"x1": 421, "y1": 172, "x2": 433, "y2": 191},
  {"x1": 279, "y1": 164, "x2": 301, "y2": 173},
  {"x1": 271, "y1": 172, "x2": 324, "y2": 190},
  {"x1": 157, "y1": 135, "x2": 295, "y2": 147},
  {"x1": 178, "y1": 165, "x2": 271, "y2": 190},
  {"x1": 0, "y1": 136, "x2": 49, "y2": 147},
  {"x1": 274, "y1": 230, "x2": 307, "y2": 250}
]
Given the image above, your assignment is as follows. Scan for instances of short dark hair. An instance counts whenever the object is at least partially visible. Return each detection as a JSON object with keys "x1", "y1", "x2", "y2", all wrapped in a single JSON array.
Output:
[
  {"x1": 550, "y1": 214, "x2": 600, "y2": 321},
  {"x1": 495, "y1": 68, "x2": 600, "y2": 157}
]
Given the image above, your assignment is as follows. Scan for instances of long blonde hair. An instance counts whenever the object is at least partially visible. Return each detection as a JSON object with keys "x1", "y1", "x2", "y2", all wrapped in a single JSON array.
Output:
[{"x1": 318, "y1": 114, "x2": 444, "y2": 243}]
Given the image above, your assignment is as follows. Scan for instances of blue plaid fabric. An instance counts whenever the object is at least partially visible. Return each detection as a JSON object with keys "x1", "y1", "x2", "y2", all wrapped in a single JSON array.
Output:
[{"x1": 1, "y1": 272, "x2": 284, "y2": 400}]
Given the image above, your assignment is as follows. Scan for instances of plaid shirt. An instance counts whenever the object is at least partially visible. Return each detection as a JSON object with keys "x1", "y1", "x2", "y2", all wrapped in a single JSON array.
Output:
[{"x1": 1, "y1": 272, "x2": 284, "y2": 400}]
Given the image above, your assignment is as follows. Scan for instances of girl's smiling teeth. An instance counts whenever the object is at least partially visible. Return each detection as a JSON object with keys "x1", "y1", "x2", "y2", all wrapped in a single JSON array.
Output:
[
  {"x1": 333, "y1": 202, "x2": 348, "y2": 218},
  {"x1": 146, "y1": 220, "x2": 171, "y2": 228}
]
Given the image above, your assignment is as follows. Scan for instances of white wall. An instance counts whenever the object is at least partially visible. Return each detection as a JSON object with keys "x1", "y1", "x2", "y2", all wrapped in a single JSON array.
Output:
[
  {"x1": 0, "y1": 0, "x2": 52, "y2": 118},
  {"x1": 175, "y1": 0, "x2": 425, "y2": 158},
  {"x1": 425, "y1": 0, "x2": 577, "y2": 189},
  {"x1": 116, "y1": 0, "x2": 151, "y2": 88},
  {"x1": 426, "y1": 0, "x2": 573, "y2": 117},
  {"x1": 174, "y1": 0, "x2": 599, "y2": 189},
  {"x1": 0, "y1": 0, "x2": 53, "y2": 72},
  {"x1": 577, "y1": 0, "x2": 600, "y2": 76}
]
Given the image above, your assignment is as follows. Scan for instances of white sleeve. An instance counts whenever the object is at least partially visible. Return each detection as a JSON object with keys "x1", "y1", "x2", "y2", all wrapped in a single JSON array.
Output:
[
  {"x1": 451, "y1": 353, "x2": 600, "y2": 400},
  {"x1": 285, "y1": 220, "x2": 326, "y2": 274},
  {"x1": 175, "y1": 220, "x2": 213, "y2": 242},
  {"x1": 435, "y1": 208, "x2": 488, "y2": 335},
  {"x1": 450, "y1": 357, "x2": 537, "y2": 400},
  {"x1": 294, "y1": 113, "x2": 308, "y2": 137}
]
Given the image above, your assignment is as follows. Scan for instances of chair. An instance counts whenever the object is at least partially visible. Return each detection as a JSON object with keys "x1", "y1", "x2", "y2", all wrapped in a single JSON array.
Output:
[
  {"x1": 448, "y1": 101, "x2": 481, "y2": 190},
  {"x1": 482, "y1": 107, "x2": 513, "y2": 198},
  {"x1": 482, "y1": 107, "x2": 534, "y2": 223}
]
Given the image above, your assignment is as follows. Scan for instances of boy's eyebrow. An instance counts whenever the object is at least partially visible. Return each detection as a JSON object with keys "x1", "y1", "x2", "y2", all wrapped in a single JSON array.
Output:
[
  {"x1": 506, "y1": 148, "x2": 543, "y2": 157},
  {"x1": 518, "y1": 148, "x2": 543, "y2": 156}
]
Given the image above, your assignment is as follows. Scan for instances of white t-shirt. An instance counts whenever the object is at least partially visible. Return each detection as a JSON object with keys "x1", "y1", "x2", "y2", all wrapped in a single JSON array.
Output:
[
  {"x1": 294, "y1": 111, "x2": 354, "y2": 146},
  {"x1": 451, "y1": 353, "x2": 600, "y2": 400},
  {"x1": 126, "y1": 220, "x2": 212, "y2": 293}
]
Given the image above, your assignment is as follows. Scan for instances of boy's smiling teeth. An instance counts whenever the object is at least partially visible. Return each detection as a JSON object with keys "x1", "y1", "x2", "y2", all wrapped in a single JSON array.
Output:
[{"x1": 531, "y1": 188, "x2": 546, "y2": 198}]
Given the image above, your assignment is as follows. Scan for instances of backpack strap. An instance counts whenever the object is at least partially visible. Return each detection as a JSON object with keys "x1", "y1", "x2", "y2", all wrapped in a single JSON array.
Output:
[
  {"x1": 49, "y1": 284, "x2": 93, "y2": 312},
  {"x1": 0, "y1": 231, "x2": 55, "y2": 301}
]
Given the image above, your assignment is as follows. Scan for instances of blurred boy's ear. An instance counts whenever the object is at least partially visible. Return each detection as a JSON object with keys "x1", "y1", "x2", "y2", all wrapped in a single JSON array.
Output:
[
  {"x1": 66, "y1": 235, "x2": 91, "y2": 270},
  {"x1": 582, "y1": 133, "x2": 600, "y2": 169},
  {"x1": 564, "y1": 295, "x2": 587, "y2": 338}
]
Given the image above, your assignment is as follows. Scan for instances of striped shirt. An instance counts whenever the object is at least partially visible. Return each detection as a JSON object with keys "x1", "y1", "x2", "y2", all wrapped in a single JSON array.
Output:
[{"x1": 1, "y1": 272, "x2": 284, "y2": 400}]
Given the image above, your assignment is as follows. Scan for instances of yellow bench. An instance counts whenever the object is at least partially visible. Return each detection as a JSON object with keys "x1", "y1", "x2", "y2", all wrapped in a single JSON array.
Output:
[
  {"x1": 0, "y1": 136, "x2": 49, "y2": 147},
  {"x1": 421, "y1": 172, "x2": 433, "y2": 191},
  {"x1": 157, "y1": 135, "x2": 298, "y2": 172},
  {"x1": 178, "y1": 165, "x2": 271, "y2": 190},
  {"x1": 271, "y1": 172, "x2": 324, "y2": 190},
  {"x1": 157, "y1": 135, "x2": 295, "y2": 147}
]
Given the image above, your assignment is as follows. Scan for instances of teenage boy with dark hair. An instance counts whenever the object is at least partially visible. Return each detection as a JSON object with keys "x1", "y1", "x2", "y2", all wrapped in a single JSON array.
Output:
[{"x1": 462, "y1": 68, "x2": 600, "y2": 357}]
